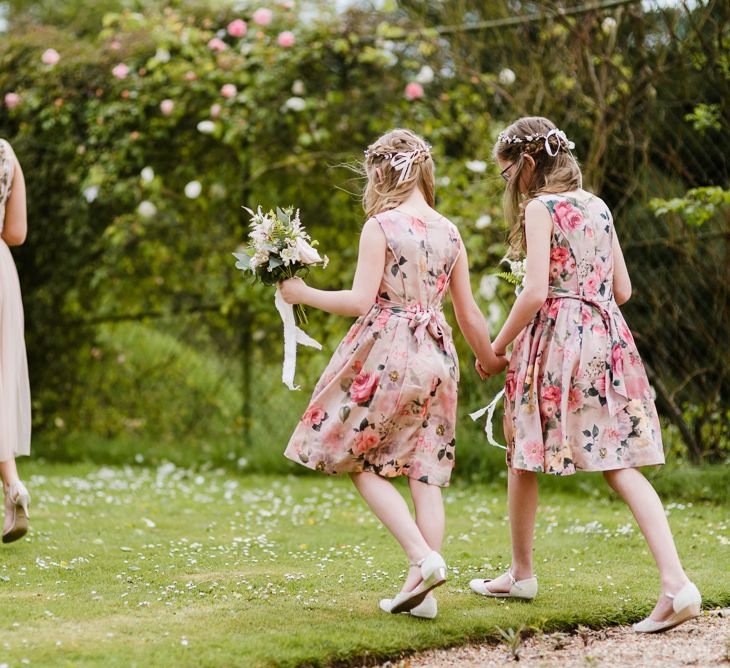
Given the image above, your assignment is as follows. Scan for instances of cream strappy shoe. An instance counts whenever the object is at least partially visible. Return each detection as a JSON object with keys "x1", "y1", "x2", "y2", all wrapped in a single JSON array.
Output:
[
  {"x1": 3, "y1": 480, "x2": 31, "y2": 544},
  {"x1": 632, "y1": 582, "x2": 702, "y2": 633},
  {"x1": 379, "y1": 596, "x2": 438, "y2": 619},
  {"x1": 382, "y1": 551, "x2": 447, "y2": 614},
  {"x1": 469, "y1": 569, "x2": 537, "y2": 600}
]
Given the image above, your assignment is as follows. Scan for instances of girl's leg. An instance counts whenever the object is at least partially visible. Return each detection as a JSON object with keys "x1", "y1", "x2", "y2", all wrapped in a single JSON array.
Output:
[
  {"x1": 603, "y1": 467, "x2": 690, "y2": 620},
  {"x1": 0, "y1": 458, "x2": 20, "y2": 490},
  {"x1": 408, "y1": 477, "x2": 445, "y2": 595},
  {"x1": 350, "y1": 471, "x2": 432, "y2": 592},
  {"x1": 486, "y1": 469, "x2": 538, "y2": 592}
]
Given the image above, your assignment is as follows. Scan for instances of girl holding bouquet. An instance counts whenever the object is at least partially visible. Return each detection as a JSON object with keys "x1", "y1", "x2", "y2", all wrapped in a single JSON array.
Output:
[
  {"x1": 469, "y1": 116, "x2": 700, "y2": 634},
  {"x1": 279, "y1": 128, "x2": 506, "y2": 618}
]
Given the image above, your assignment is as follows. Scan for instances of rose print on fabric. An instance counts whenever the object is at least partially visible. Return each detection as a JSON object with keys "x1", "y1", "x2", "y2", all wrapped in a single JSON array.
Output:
[
  {"x1": 503, "y1": 193, "x2": 664, "y2": 476},
  {"x1": 284, "y1": 210, "x2": 462, "y2": 487}
]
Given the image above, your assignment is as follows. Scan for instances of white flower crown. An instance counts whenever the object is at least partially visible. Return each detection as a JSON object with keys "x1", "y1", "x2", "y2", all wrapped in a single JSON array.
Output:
[
  {"x1": 497, "y1": 128, "x2": 575, "y2": 157},
  {"x1": 363, "y1": 144, "x2": 432, "y2": 185}
]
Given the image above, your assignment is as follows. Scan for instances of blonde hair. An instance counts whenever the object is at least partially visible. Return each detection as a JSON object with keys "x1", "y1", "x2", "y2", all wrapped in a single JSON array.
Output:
[
  {"x1": 362, "y1": 128, "x2": 435, "y2": 219},
  {"x1": 493, "y1": 116, "x2": 582, "y2": 255}
]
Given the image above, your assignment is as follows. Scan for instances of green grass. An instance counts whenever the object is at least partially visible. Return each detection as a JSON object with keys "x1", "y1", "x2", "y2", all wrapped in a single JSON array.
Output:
[{"x1": 0, "y1": 462, "x2": 728, "y2": 668}]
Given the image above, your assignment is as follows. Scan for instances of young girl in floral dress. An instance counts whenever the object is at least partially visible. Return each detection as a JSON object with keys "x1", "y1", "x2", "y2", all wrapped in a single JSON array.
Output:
[
  {"x1": 469, "y1": 117, "x2": 701, "y2": 633},
  {"x1": 280, "y1": 128, "x2": 506, "y2": 619}
]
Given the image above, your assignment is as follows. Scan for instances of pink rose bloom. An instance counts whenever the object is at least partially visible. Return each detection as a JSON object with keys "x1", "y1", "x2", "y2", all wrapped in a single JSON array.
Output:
[
  {"x1": 584, "y1": 272, "x2": 600, "y2": 297},
  {"x1": 596, "y1": 374, "x2": 607, "y2": 397},
  {"x1": 184, "y1": 71, "x2": 198, "y2": 81},
  {"x1": 353, "y1": 431, "x2": 379, "y2": 455},
  {"x1": 612, "y1": 343, "x2": 624, "y2": 375},
  {"x1": 553, "y1": 200, "x2": 584, "y2": 231},
  {"x1": 567, "y1": 386, "x2": 583, "y2": 412},
  {"x1": 208, "y1": 37, "x2": 227, "y2": 52},
  {"x1": 404, "y1": 81, "x2": 424, "y2": 100},
  {"x1": 435, "y1": 272, "x2": 448, "y2": 293},
  {"x1": 625, "y1": 374, "x2": 649, "y2": 398},
  {"x1": 4, "y1": 92, "x2": 20, "y2": 109},
  {"x1": 42, "y1": 48, "x2": 60, "y2": 66},
  {"x1": 110, "y1": 40, "x2": 122, "y2": 50},
  {"x1": 352, "y1": 359, "x2": 363, "y2": 374},
  {"x1": 504, "y1": 369, "x2": 517, "y2": 402},
  {"x1": 410, "y1": 216, "x2": 427, "y2": 234},
  {"x1": 566, "y1": 258, "x2": 576, "y2": 272},
  {"x1": 112, "y1": 63, "x2": 129, "y2": 79},
  {"x1": 221, "y1": 83, "x2": 237, "y2": 98},
  {"x1": 252, "y1": 8, "x2": 273, "y2": 25},
  {"x1": 227, "y1": 19, "x2": 248, "y2": 37},
  {"x1": 540, "y1": 400, "x2": 558, "y2": 419},
  {"x1": 160, "y1": 99, "x2": 174, "y2": 116},
  {"x1": 550, "y1": 247, "x2": 570, "y2": 264},
  {"x1": 301, "y1": 405, "x2": 326, "y2": 428},
  {"x1": 277, "y1": 31, "x2": 295, "y2": 47},
  {"x1": 542, "y1": 385, "x2": 561, "y2": 403},
  {"x1": 323, "y1": 424, "x2": 348, "y2": 450},
  {"x1": 210, "y1": 103, "x2": 222, "y2": 118},
  {"x1": 620, "y1": 321, "x2": 634, "y2": 344},
  {"x1": 592, "y1": 324, "x2": 607, "y2": 336},
  {"x1": 548, "y1": 300, "x2": 561, "y2": 319},
  {"x1": 522, "y1": 441, "x2": 544, "y2": 468},
  {"x1": 581, "y1": 307, "x2": 593, "y2": 325},
  {"x1": 350, "y1": 371, "x2": 379, "y2": 404},
  {"x1": 374, "y1": 310, "x2": 390, "y2": 329}
]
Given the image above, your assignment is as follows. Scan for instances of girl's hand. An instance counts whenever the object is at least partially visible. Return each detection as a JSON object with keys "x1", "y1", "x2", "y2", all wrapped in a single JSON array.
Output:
[
  {"x1": 278, "y1": 277, "x2": 308, "y2": 304},
  {"x1": 475, "y1": 359, "x2": 489, "y2": 380},
  {"x1": 478, "y1": 355, "x2": 509, "y2": 377}
]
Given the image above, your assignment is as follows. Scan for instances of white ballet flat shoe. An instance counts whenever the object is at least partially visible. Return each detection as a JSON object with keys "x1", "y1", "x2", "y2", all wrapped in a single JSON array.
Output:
[
  {"x1": 384, "y1": 551, "x2": 447, "y2": 614},
  {"x1": 3, "y1": 481, "x2": 31, "y2": 544},
  {"x1": 632, "y1": 582, "x2": 702, "y2": 633},
  {"x1": 469, "y1": 569, "x2": 537, "y2": 600},
  {"x1": 379, "y1": 596, "x2": 438, "y2": 619}
]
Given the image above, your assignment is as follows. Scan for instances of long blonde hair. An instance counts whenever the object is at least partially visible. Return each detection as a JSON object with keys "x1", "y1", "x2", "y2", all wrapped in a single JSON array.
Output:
[
  {"x1": 362, "y1": 129, "x2": 435, "y2": 218},
  {"x1": 493, "y1": 116, "x2": 582, "y2": 255}
]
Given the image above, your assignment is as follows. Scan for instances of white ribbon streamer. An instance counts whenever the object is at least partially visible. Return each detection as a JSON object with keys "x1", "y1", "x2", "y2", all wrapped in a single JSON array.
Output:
[
  {"x1": 469, "y1": 389, "x2": 507, "y2": 450},
  {"x1": 390, "y1": 151, "x2": 419, "y2": 185},
  {"x1": 274, "y1": 287, "x2": 322, "y2": 391}
]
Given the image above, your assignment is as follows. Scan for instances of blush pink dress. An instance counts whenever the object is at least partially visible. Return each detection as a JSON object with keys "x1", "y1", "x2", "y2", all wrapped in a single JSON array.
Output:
[
  {"x1": 0, "y1": 139, "x2": 31, "y2": 462},
  {"x1": 284, "y1": 210, "x2": 462, "y2": 487},
  {"x1": 504, "y1": 191, "x2": 664, "y2": 475}
]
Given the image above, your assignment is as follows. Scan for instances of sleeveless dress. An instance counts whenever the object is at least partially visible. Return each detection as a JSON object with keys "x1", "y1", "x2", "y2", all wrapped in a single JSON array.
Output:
[
  {"x1": 0, "y1": 139, "x2": 31, "y2": 461},
  {"x1": 504, "y1": 191, "x2": 664, "y2": 475},
  {"x1": 284, "y1": 210, "x2": 462, "y2": 487}
]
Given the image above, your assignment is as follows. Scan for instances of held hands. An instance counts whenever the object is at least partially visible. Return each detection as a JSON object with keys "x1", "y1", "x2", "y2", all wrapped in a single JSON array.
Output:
[
  {"x1": 278, "y1": 277, "x2": 308, "y2": 305},
  {"x1": 475, "y1": 354, "x2": 509, "y2": 380}
]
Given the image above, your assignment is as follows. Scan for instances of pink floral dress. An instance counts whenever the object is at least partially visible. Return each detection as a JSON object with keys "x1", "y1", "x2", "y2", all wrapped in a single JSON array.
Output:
[
  {"x1": 504, "y1": 192, "x2": 664, "y2": 475},
  {"x1": 284, "y1": 210, "x2": 462, "y2": 487}
]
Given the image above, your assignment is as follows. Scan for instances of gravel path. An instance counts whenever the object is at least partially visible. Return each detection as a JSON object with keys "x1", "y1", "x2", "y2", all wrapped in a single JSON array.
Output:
[{"x1": 375, "y1": 609, "x2": 730, "y2": 668}]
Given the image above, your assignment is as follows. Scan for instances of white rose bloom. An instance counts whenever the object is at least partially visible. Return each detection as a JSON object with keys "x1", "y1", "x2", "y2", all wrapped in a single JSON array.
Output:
[
  {"x1": 479, "y1": 274, "x2": 499, "y2": 301},
  {"x1": 83, "y1": 185, "x2": 99, "y2": 203},
  {"x1": 184, "y1": 181, "x2": 202, "y2": 199},
  {"x1": 280, "y1": 245, "x2": 299, "y2": 265},
  {"x1": 466, "y1": 160, "x2": 487, "y2": 173},
  {"x1": 291, "y1": 80, "x2": 305, "y2": 95},
  {"x1": 138, "y1": 200, "x2": 157, "y2": 217},
  {"x1": 602, "y1": 17, "x2": 617, "y2": 34},
  {"x1": 155, "y1": 48, "x2": 171, "y2": 63},
  {"x1": 415, "y1": 65, "x2": 434, "y2": 84},
  {"x1": 498, "y1": 68, "x2": 516, "y2": 86},
  {"x1": 140, "y1": 166, "x2": 155, "y2": 183},
  {"x1": 284, "y1": 97, "x2": 306, "y2": 112},
  {"x1": 295, "y1": 237, "x2": 322, "y2": 265},
  {"x1": 197, "y1": 120, "x2": 216, "y2": 134},
  {"x1": 250, "y1": 250, "x2": 269, "y2": 269},
  {"x1": 475, "y1": 214, "x2": 492, "y2": 229}
]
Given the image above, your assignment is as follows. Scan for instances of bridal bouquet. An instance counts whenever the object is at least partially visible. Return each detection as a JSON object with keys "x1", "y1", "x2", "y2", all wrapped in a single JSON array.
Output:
[
  {"x1": 233, "y1": 206, "x2": 328, "y2": 325},
  {"x1": 233, "y1": 206, "x2": 328, "y2": 390},
  {"x1": 496, "y1": 257, "x2": 527, "y2": 295}
]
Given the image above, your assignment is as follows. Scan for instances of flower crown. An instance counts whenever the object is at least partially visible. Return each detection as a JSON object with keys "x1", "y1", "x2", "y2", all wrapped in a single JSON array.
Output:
[
  {"x1": 364, "y1": 144, "x2": 432, "y2": 185},
  {"x1": 497, "y1": 128, "x2": 575, "y2": 157}
]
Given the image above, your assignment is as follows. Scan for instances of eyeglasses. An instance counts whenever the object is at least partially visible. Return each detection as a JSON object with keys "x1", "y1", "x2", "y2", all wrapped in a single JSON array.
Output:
[{"x1": 500, "y1": 162, "x2": 515, "y2": 182}]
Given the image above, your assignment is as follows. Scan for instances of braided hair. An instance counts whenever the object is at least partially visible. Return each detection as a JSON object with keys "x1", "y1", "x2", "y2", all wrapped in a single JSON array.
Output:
[
  {"x1": 362, "y1": 128, "x2": 435, "y2": 219},
  {"x1": 493, "y1": 116, "x2": 582, "y2": 256}
]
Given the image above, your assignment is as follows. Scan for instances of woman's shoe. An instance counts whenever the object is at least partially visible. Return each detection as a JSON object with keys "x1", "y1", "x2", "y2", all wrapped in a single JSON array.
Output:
[
  {"x1": 379, "y1": 596, "x2": 438, "y2": 619},
  {"x1": 385, "y1": 551, "x2": 447, "y2": 614},
  {"x1": 632, "y1": 582, "x2": 702, "y2": 633},
  {"x1": 3, "y1": 481, "x2": 31, "y2": 544},
  {"x1": 469, "y1": 569, "x2": 537, "y2": 600}
]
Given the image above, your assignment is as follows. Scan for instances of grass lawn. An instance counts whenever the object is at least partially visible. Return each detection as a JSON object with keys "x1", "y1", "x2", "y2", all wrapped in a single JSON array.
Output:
[{"x1": 0, "y1": 461, "x2": 728, "y2": 667}]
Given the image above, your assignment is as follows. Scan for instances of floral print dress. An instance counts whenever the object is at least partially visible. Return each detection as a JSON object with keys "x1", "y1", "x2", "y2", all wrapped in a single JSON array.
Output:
[
  {"x1": 284, "y1": 210, "x2": 462, "y2": 487},
  {"x1": 504, "y1": 192, "x2": 664, "y2": 475}
]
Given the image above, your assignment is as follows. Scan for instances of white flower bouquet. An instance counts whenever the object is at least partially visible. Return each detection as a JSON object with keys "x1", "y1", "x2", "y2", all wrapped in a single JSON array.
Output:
[
  {"x1": 233, "y1": 206, "x2": 328, "y2": 326},
  {"x1": 496, "y1": 257, "x2": 527, "y2": 295}
]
